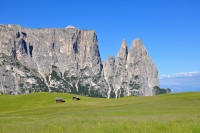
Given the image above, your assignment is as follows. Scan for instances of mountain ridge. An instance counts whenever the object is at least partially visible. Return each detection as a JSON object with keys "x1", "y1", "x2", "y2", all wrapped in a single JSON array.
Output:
[{"x1": 0, "y1": 24, "x2": 159, "y2": 98}]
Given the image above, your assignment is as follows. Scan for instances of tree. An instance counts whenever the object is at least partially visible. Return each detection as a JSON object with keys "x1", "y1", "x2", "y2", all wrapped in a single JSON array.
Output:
[
  {"x1": 153, "y1": 86, "x2": 171, "y2": 95},
  {"x1": 166, "y1": 88, "x2": 171, "y2": 94}
]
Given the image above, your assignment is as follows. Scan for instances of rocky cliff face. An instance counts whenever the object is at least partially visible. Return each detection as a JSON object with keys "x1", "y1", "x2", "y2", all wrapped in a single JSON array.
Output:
[
  {"x1": 102, "y1": 39, "x2": 159, "y2": 97},
  {"x1": 0, "y1": 53, "x2": 48, "y2": 94},
  {"x1": 126, "y1": 39, "x2": 159, "y2": 96},
  {"x1": 0, "y1": 24, "x2": 159, "y2": 97}
]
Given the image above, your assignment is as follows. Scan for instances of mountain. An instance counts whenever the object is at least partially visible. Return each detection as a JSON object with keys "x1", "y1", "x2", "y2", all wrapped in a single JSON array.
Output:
[{"x1": 0, "y1": 24, "x2": 159, "y2": 97}]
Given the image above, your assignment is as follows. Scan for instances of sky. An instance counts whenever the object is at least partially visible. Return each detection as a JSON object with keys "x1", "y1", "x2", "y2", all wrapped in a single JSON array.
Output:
[
  {"x1": 160, "y1": 72, "x2": 200, "y2": 92},
  {"x1": 0, "y1": 0, "x2": 200, "y2": 92}
]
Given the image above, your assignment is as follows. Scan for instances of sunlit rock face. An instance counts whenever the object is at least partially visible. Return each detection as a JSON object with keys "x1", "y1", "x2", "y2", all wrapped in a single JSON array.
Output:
[
  {"x1": 126, "y1": 39, "x2": 160, "y2": 96},
  {"x1": 0, "y1": 24, "x2": 159, "y2": 97},
  {"x1": 103, "y1": 39, "x2": 159, "y2": 97}
]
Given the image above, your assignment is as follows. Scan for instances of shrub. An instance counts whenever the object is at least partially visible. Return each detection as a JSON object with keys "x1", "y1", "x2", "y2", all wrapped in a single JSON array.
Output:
[
  {"x1": 16, "y1": 61, "x2": 20, "y2": 66},
  {"x1": 46, "y1": 75, "x2": 50, "y2": 84},
  {"x1": 134, "y1": 75, "x2": 139, "y2": 80},
  {"x1": 52, "y1": 65, "x2": 57, "y2": 69},
  {"x1": 51, "y1": 70, "x2": 60, "y2": 80},
  {"x1": 4, "y1": 85, "x2": 8, "y2": 88},
  {"x1": 18, "y1": 83, "x2": 24, "y2": 87},
  {"x1": 32, "y1": 69, "x2": 37, "y2": 73},
  {"x1": 24, "y1": 66, "x2": 30, "y2": 71}
]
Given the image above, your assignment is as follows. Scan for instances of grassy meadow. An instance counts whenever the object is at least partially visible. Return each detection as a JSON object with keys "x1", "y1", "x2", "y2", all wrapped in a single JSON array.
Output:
[{"x1": 0, "y1": 92, "x2": 200, "y2": 133}]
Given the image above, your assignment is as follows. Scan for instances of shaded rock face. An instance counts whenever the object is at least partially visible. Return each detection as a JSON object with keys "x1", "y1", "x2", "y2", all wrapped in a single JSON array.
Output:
[{"x1": 0, "y1": 24, "x2": 159, "y2": 97}]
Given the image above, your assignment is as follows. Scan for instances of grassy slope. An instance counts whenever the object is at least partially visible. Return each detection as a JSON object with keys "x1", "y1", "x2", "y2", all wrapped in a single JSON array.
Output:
[{"x1": 0, "y1": 92, "x2": 200, "y2": 133}]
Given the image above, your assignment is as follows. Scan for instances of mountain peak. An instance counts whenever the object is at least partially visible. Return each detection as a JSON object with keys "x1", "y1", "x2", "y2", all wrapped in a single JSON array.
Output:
[
  {"x1": 131, "y1": 38, "x2": 143, "y2": 47},
  {"x1": 118, "y1": 40, "x2": 128, "y2": 58},
  {"x1": 121, "y1": 39, "x2": 128, "y2": 49}
]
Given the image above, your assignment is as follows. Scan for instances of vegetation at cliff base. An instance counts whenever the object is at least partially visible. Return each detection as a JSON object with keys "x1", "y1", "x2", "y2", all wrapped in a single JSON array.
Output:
[
  {"x1": 154, "y1": 86, "x2": 171, "y2": 94},
  {"x1": 0, "y1": 92, "x2": 200, "y2": 133}
]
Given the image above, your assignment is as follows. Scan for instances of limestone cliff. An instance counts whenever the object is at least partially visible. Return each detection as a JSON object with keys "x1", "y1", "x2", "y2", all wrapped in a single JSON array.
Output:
[
  {"x1": 126, "y1": 39, "x2": 159, "y2": 96},
  {"x1": 0, "y1": 53, "x2": 48, "y2": 94},
  {"x1": 103, "y1": 39, "x2": 159, "y2": 97},
  {"x1": 0, "y1": 24, "x2": 159, "y2": 97}
]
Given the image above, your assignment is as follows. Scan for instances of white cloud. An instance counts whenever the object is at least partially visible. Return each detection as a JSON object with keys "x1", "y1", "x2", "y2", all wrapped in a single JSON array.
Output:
[
  {"x1": 159, "y1": 72, "x2": 200, "y2": 92},
  {"x1": 161, "y1": 81, "x2": 182, "y2": 86},
  {"x1": 159, "y1": 72, "x2": 200, "y2": 79}
]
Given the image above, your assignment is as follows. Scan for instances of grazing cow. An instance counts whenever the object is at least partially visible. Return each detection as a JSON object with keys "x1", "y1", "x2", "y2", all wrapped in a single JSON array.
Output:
[
  {"x1": 55, "y1": 98, "x2": 65, "y2": 103},
  {"x1": 72, "y1": 96, "x2": 80, "y2": 100}
]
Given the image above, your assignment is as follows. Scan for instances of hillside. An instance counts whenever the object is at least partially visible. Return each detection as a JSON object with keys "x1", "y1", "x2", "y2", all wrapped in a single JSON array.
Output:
[{"x1": 0, "y1": 92, "x2": 200, "y2": 133}]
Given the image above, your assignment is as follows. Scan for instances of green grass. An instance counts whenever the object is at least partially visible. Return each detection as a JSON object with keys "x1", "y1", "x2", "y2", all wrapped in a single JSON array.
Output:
[{"x1": 0, "y1": 92, "x2": 200, "y2": 133}]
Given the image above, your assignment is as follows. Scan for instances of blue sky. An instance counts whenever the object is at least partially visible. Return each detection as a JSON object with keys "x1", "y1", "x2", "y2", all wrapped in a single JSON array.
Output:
[
  {"x1": 0, "y1": 0, "x2": 200, "y2": 91},
  {"x1": 160, "y1": 72, "x2": 200, "y2": 92}
]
